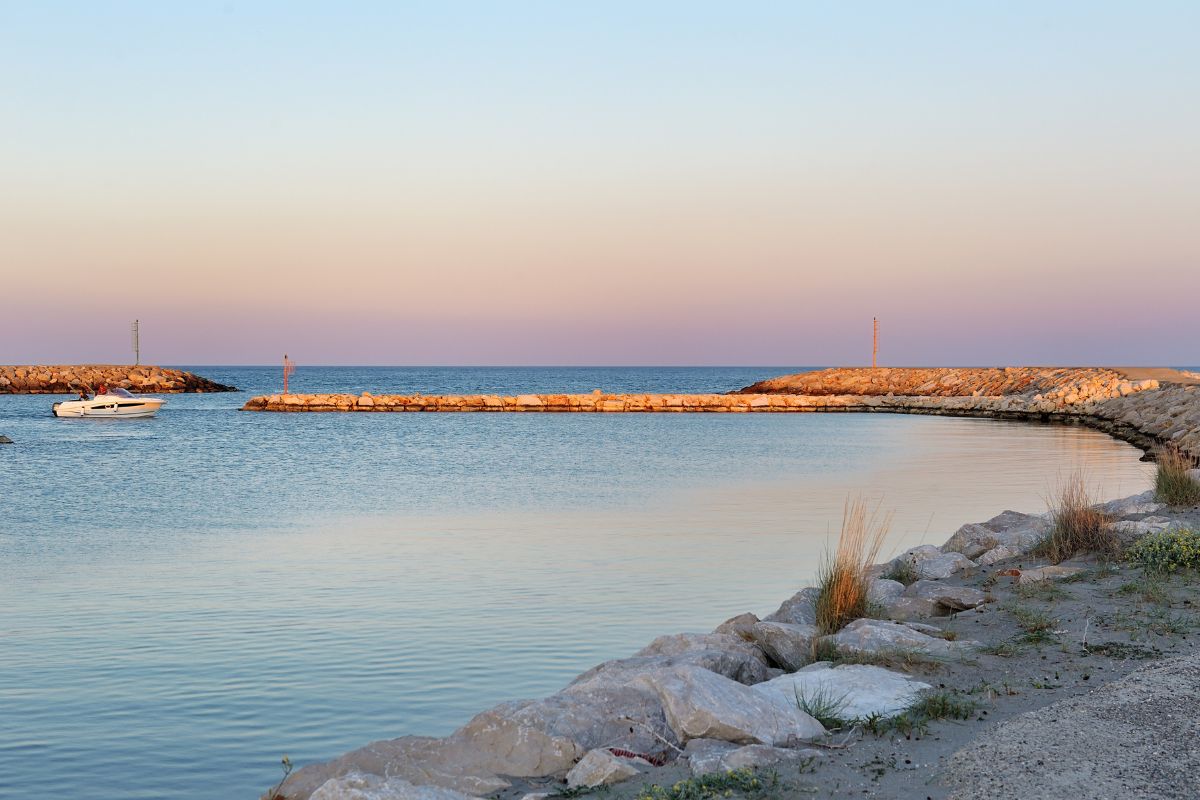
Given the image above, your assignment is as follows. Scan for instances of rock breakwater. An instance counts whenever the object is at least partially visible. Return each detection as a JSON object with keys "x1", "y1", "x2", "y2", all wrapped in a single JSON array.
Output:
[
  {"x1": 241, "y1": 367, "x2": 1200, "y2": 460},
  {"x1": 0, "y1": 364, "x2": 236, "y2": 394}
]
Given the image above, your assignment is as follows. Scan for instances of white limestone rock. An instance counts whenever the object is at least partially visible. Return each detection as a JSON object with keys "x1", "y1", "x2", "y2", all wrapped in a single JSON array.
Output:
[
  {"x1": 310, "y1": 773, "x2": 473, "y2": 800},
  {"x1": 867, "y1": 578, "x2": 906, "y2": 605},
  {"x1": 713, "y1": 612, "x2": 759, "y2": 640},
  {"x1": 565, "y1": 749, "x2": 647, "y2": 789},
  {"x1": 748, "y1": 621, "x2": 820, "y2": 671},
  {"x1": 1100, "y1": 491, "x2": 1165, "y2": 517},
  {"x1": 976, "y1": 545, "x2": 1023, "y2": 566},
  {"x1": 1016, "y1": 566, "x2": 1085, "y2": 584},
  {"x1": 631, "y1": 665, "x2": 826, "y2": 746},
  {"x1": 890, "y1": 546, "x2": 976, "y2": 580},
  {"x1": 905, "y1": 580, "x2": 990, "y2": 611},
  {"x1": 821, "y1": 618, "x2": 978, "y2": 657},
  {"x1": 763, "y1": 587, "x2": 820, "y2": 626},
  {"x1": 629, "y1": 633, "x2": 771, "y2": 685},
  {"x1": 879, "y1": 596, "x2": 940, "y2": 621},
  {"x1": 754, "y1": 663, "x2": 931, "y2": 720},
  {"x1": 275, "y1": 737, "x2": 511, "y2": 800}
]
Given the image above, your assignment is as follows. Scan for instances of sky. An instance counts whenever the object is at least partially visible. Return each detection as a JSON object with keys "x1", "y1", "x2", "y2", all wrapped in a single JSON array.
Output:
[{"x1": 2, "y1": 1, "x2": 1197, "y2": 366}]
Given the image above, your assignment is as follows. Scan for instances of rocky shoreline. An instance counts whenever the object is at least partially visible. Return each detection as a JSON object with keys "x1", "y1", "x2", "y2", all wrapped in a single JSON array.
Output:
[
  {"x1": 274, "y1": 485, "x2": 1200, "y2": 800},
  {"x1": 267, "y1": 367, "x2": 1200, "y2": 800},
  {"x1": 0, "y1": 364, "x2": 236, "y2": 394}
]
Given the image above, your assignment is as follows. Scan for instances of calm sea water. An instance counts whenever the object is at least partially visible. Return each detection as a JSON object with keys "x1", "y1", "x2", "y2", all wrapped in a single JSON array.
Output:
[{"x1": 0, "y1": 367, "x2": 1155, "y2": 799}]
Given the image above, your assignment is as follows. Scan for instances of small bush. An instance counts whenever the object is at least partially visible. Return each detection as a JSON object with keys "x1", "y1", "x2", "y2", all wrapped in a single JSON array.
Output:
[
  {"x1": 882, "y1": 557, "x2": 919, "y2": 586},
  {"x1": 794, "y1": 686, "x2": 851, "y2": 729},
  {"x1": 1126, "y1": 528, "x2": 1200, "y2": 574},
  {"x1": 814, "y1": 498, "x2": 892, "y2": 634},
  {"x1": 1033, "y1": 473, "x2": 1118, "y2": 563},
  {"x1": 635, "y1": 768, "x2": 782, "y2": 800},
  {"x1": 1154, "y1": 445, "x2": 1200, "y2": 506}
]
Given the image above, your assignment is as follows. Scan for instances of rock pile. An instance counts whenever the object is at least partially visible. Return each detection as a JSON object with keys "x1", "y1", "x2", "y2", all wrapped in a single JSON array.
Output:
[
  {"x1": 737, "y1": 367, "x2": 1144, "y2": 398},
  {"x1": 0, "y1": 364, "x2": 235, "y2": 394}
]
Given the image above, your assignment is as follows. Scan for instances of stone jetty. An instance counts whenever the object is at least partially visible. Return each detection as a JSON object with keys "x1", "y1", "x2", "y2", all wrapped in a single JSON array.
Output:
[
  {"x1": 242, "y1": 367, "x2": 1200, "y2": 459},
  {"x1": 0, "y1": 364, "x2": 236, "y2": 394}
]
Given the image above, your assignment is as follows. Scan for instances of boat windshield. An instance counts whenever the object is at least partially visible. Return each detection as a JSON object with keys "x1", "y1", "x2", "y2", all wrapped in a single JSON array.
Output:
[{"x1": 107, "y1": 387, "x2": 135, "y2": 398}]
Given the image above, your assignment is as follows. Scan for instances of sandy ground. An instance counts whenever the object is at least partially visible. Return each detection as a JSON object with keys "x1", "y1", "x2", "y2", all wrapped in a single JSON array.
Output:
[{"x1": 502, "y1": 505, "x2": 1200, "y2": 800}]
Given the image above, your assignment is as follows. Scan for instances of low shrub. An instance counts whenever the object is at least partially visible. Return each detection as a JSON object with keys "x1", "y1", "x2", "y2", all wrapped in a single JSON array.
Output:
[
  {"x1": 1154, "y1": 444, "x2": 1200, "y2": 507},
  {"x1": 1126, "y1": 528, "x2": 1200, "y2": 574}
]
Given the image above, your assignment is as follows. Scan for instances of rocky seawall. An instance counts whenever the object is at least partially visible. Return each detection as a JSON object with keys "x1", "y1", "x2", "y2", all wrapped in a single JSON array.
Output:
[
  {"x1": 241, "y1": 367, "x2": 1200, "y2": 460},
  {"x1": 0, "y1": 365, "x2": 236, "y2": 394}
]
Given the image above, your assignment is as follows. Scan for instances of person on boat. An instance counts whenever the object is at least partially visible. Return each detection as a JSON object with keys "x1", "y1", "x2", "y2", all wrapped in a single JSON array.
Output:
[
  {"x1": 77, "y1": 387, "x2": 90, "y2": 401},
  {"x1": 96, "y1": 383, "x2": 107, "y2": 396}
]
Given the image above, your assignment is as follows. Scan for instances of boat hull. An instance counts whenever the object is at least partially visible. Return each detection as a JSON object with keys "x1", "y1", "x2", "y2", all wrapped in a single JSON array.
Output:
[{"x1": 52, "y1": 397, "x2": 165, "y2": 418}]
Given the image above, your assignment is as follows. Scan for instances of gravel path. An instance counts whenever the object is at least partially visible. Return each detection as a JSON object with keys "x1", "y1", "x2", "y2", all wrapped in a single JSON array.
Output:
[{"x1": 940, "y1": 653, "x2": 1200, "y2": 799}]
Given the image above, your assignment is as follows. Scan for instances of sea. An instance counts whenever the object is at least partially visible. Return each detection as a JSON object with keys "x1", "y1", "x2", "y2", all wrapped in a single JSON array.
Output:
[{"x1": 0, "y1": 366, "x2": 1158, "y2": 799}]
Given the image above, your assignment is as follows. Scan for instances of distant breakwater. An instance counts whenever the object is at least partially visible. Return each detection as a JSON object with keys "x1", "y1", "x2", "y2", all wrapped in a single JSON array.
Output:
[
  {"x1": 0, "y1": 365, "x2": 236, "y2": 394},
  {"x1": 241, "y1": 367, "x2": 1200, "y2": 460}
]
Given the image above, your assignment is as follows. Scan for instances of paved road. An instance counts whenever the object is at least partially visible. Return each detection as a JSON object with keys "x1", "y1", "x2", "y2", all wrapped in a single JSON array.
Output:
[{"x1": 940, "y1": 653, "x2": 1200, "y2": 799}]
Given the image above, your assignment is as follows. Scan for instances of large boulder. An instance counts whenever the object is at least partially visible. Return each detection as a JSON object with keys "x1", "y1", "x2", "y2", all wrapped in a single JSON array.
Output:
[
  {"x1": 628, "y1": 633, "x2": 770, "y2": 685},
  {"x1": 941, "y1": 512, "x2": 1049, "y2": 558},
  {"x1": 763, "y1": 588, "x2": 820, "y2": 626},
  {"x1": 310, "y1": 773, "x2": 473, "y2": 800},
  {"x1": 276, "y1": 737, "x2": 510, "y2": 799},
  {"x1": 867, "y1": 579, "x2": 906, "y2": 605},
  {"x1": 748, "y1": 622, "x2": 820, "y2": 671},
  {"x1": 1099, "y1": 491, "x2": 1165, "y2": 518},
  {"x1": 821, "y1": 619, "x2": 977, "y2": 658},
  {"x1": 713, "y1": 612, "x2": 759, "y2": 640},
  {"x1": 631, "y1": 665, "x2": 826, "y2": 746},
  {"x1": 905, "y1": 580, "x2": 990, "y2": 612},
  {"x1": 890, "y1": 546, "x2": 976, "y2": 580},
  {"x1": 565, "y1": 749, "x2": 647, "y2": 789},
  {"x1": 753, "y1": 663, "x2": 931, "y2": 720}
]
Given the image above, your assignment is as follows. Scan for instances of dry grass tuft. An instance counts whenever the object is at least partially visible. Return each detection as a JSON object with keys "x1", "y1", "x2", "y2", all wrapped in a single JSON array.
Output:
[
  {"x1": 1033, "y1": 472, "x2": 1118, "y2": 563},
  {"x1": 1154, "y1": 444, "x2": 1200, "y2": 507},
  {"x1": 814, "y1": 497, "x2": 892, "y2": 634}
]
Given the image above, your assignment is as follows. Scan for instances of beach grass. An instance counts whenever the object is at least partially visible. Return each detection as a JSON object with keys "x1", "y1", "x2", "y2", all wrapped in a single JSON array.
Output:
[
  {"x1": 1032, "y1": 473, "x2": 1118, "y2": 563},
  {"x1": 814, "y1": 498, "x2": 892, "y2": 634},
  {"x1": 1154, "y1": 444, "x2": 1200, "y2": 507}
]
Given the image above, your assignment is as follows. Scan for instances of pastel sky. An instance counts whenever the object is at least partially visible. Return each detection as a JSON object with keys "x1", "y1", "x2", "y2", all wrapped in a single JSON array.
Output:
[{"x1": 3, "y1": 2, "x2": 1197, "y2": 365}]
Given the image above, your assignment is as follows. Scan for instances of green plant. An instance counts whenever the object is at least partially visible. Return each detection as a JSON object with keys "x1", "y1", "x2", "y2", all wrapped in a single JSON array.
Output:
[
  {"x1": 860, "y1": 690, "x2": 977, "y2": 738},
  {"x1": 813, "y1": 498, "x2": 892, "y2": 634},
  {"x1": 794, "y1": 686, "x2": 851, "y2": 729},
  {"x1": 1032, "y1": 473, "x2": 1118, "y2": 563},
  {"x1": 1115, "y1": 578, "x2": 1170, "y2": 605},
  {"x1": 1154, "y1": 444, "x2": 1200, "y2": 507},
  {"x1": 1126, "y1": 528, "x2": 1200, "y2": 574},
  {"x1": 1007, "y1": 605, "x2": 1057, "y2": 645},
  {"x1": 882, "y1": 557, "x2": 919, "y2": 586},
  {"x1": 635, "y1": 768, "x2": 782, "y2": 800}
]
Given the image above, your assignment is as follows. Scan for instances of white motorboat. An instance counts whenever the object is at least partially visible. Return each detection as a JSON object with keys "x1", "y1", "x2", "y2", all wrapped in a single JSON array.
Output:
[{"x1": 53, "y1": 387, "x2": 166, "y2": 418}]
